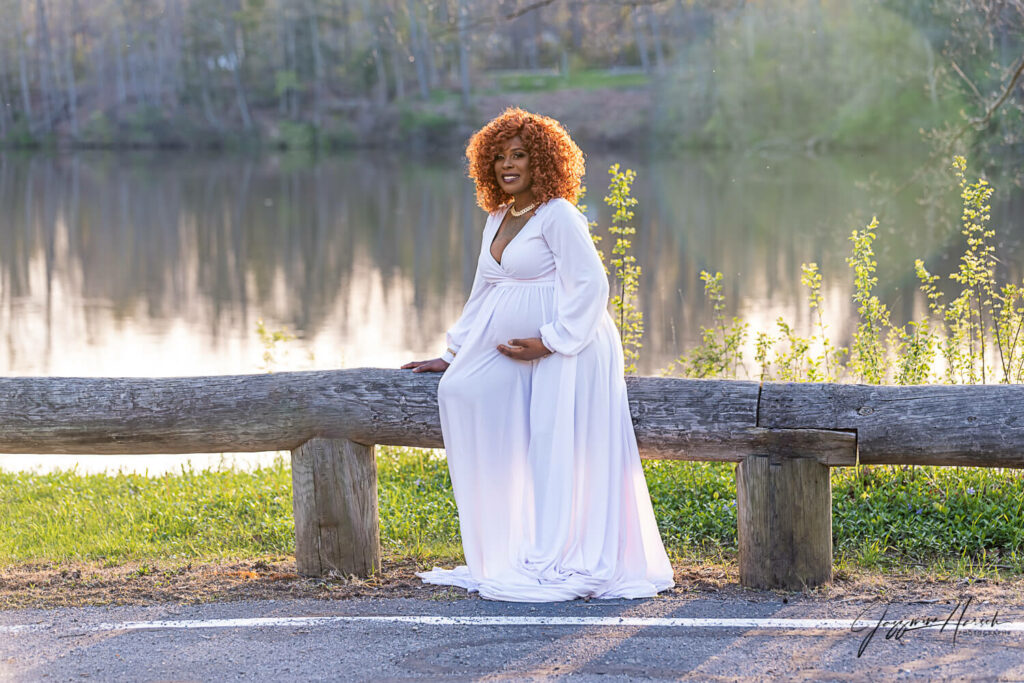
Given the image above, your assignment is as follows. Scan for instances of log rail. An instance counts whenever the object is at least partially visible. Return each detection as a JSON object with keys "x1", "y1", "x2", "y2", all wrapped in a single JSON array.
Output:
[{"x1": 2, "y1": 370, "x2": 1022, "y2": 590}]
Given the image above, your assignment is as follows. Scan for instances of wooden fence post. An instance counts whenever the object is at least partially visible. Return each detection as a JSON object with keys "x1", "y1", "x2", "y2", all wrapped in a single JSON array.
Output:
[
  {"x1": 291, "y1": 437, "x2": 381, "y2": 577},
  {"x1": 736, "y1": 454, "x2": 832, "y2": 590}
]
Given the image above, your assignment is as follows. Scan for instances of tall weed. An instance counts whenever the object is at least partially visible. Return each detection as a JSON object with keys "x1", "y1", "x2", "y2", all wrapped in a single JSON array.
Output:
[
  {"x1": 603, "y1": 164, "x2": 644, "y2": 374},
  {"x1": 662, "y1": 156, "x2": 1023, "y2": 385}
]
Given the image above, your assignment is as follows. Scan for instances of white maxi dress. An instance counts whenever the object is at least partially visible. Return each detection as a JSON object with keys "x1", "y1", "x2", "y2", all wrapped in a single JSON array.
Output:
[{"x1": 416, "y1": 197, "x2": 674, "y2": 602}]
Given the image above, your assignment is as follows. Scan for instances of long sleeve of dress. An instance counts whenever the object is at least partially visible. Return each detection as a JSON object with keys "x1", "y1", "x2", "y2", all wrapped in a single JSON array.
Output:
[
  {"x1": 538, "y1": 201, "x2": 610, "y2": 356},
  {"x1": 443, "y1": 253, "x2": 493, "y2": 362}
]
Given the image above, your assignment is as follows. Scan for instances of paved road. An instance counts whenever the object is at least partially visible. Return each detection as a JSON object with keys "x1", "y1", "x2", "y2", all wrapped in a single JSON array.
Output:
[{"x1": 2, "y1": 595, "x2": 1023, "y2": 681}]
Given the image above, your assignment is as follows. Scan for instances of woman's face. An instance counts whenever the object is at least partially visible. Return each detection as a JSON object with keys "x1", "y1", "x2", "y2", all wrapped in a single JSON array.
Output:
[{"x1": 494, "y1": 135, "x2": 533, "y2": 198}]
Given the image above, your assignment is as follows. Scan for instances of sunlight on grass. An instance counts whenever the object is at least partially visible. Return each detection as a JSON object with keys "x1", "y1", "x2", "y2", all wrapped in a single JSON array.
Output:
[{"x1": 2, "y1": 449, "x2": 1021, "y2": 576}]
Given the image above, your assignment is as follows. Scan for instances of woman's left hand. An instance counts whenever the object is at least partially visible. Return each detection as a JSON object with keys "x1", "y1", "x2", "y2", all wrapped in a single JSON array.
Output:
[{"x1": 497, "y1": 337, "x2": 553, "y2": 361}]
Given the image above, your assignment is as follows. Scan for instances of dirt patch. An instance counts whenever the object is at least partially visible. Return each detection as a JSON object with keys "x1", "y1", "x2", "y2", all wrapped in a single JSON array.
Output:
[
  {"x1": 2, "y1": 558, "x2": 1023, "y2": 610},
  {"x1": 0, "y1": 556, "x2": 448, "y2": 610},
  {"x1": 665, "y1": 563, "x2": 1024, "y2": 608}
]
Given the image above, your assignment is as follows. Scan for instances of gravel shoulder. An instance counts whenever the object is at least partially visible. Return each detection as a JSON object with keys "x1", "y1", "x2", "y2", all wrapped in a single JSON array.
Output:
[{"x1": 3, "y1": 556, "x2": 1024, "y2": 611}]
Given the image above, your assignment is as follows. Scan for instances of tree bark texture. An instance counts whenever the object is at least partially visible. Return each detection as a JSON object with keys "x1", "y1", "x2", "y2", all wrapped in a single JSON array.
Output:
[
  {"x1": 758, "y1": 381, "x2": 1024, "y2": 467},
  {"x1": 0, "y1": 371, "x2": 856, "y2": 466},
  {"x1": 1, "y1": 372, "x2": 1021, "y2": 470}
]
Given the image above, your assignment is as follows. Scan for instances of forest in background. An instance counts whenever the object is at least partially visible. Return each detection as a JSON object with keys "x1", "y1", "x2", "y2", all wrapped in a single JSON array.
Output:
[{"x1": 0, "y1": 0, "x2": 1021, "y2": 157}]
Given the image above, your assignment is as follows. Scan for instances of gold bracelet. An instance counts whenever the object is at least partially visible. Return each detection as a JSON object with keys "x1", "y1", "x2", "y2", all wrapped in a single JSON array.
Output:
[{"x1": 446, "y1": 347, "x2": 457, "y2": 358}]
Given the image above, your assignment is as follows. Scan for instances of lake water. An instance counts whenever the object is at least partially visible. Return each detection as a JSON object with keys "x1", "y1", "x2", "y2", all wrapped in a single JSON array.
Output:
[{"x1": 1, "y1": 149, "x2": 1021, "y2": 473}]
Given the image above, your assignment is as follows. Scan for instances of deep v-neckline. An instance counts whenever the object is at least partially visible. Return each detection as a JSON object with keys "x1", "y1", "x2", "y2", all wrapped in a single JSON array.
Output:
[{"x1": 489, "y1": 205, "x2": 540, "y2": 266}]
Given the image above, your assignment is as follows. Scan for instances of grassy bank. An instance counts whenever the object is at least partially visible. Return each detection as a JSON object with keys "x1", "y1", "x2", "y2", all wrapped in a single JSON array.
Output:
[{"x1": 2, "y1": 447, "x2": 1022, "y2": 577}]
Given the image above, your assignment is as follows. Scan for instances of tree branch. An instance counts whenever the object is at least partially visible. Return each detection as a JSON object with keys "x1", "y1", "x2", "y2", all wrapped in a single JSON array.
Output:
[
  {"x1": 883, "y1": 50, "x2": 1024, "y2": 207},
  {"x1": 967, "y1": 50, "x2": 1024, "y2": 132},
  {"x1": 429, "y1": 0, "x2": 562, "y2": 39},
  {"x1": 951, "y1": 60, "x2": 984, "y2": 105},
  {"x1": 503, "y1": 0, "x2": 561, "y2": 21}
]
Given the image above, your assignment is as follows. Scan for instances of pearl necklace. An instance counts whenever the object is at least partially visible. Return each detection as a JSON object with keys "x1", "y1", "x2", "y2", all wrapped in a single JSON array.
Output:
[{"x1": 509, "y1": 201, "x2": 537, "y2": 217}]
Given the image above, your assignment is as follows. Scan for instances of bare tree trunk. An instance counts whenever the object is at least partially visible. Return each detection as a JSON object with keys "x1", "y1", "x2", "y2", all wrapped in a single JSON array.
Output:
[
  {"x1": 165, "y1": 0, "x2": 185, "y2": 102},
  {"x1": 406, "y1": 0, "x2": 430, "y2": 99},
  {"x1": 361, "y1": 0, "x2": 388, "y2": 105},
  {"x1": 382, "y1": 4, "x2": 405, "y2": 101},
  {"x1": 112, "y1": 22, "x2": 128, "y2": 105},
  {"x1": 0, "y1": 46, "x2": 10, "y2": 138},
  {"x1": 218, "y1": 17, "x2": 252, "y2": 130},
  {"x1": 90, "y1": 21, "x2": 106, "y2": 106},
  {"x1": 35, "y1": 0, "x2": 58, "y2": 130},
  {"x1": 128, "y1": 50, "x2": 142, "y2": 106},
  {"x1": 647, "y1": 5, "x2": 665, "y2": 73},
  {"x1": 373, "y1": 43, "x2": 388, "y2": 104},
  {"x1": 633, "y1": 7, "x2": 651, "y2": 73},
  {"x1": 390, "y1": 37, "x2": 405, "y2": 101},
  {"x1": 141, "y1": 41, "x2": 157, "y2": 108},
  {"x1": 526, "y1": 5, "x2": 540, "y2": 70},
  {"x1": 706, "y1": 9, "x2": 718, "y2": 116},
  {"x1": 16, "y1": 11, "x2": 35, "y2": 133},
  {"x1": 422, "y1": 2, "x2": 440, "y2": 89},
  {"x1": 62, "y1": 2, "x2": 78, "y2": 136},
  {"x1": 0, "y1": 14, "x2": 16, "y2": 138},
  {"x1": 308, "y1": 0, "x2": 325, "y2": 130},
  {"x1": 437, "y1": 0, "x2": 454, "y2": 89},
  {"x1": 457, "y1": 0, "x2": 471, "y2": 108},
  {"x1": 507, "y1": 0, "x2": 524, "y2": 69},
  {"x1": 286, "y1": 14, "x2": 298, "y2": 118},
  {"x1": 150, "y1": 43, "x2": 162, "y2": 107},
  {"x1": 569, "y1": 1, "x2": 583, "y2": 51},
  {"x1": 155, "y1": 9, "x2": 167, "y2": 108},
  {"x1": 340, "y1": 0, "x2": 352, "y2": 63},
  {"x1": 276, "y1": 5, "x2": 289, "y2": 116},
  {"x1": 670, "y1": 0, "x2": 688, "y2": 54},
  {"x1": 199, "y1": 62, "x2": 222, "y2": 129}
]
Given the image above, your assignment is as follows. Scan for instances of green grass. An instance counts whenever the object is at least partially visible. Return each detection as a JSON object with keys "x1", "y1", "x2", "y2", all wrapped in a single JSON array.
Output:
[
  {"x1": 832, "y1": 465, "x2": 1024, "y2": 573},
  {"x1": 0, "y1": 458, "x2": 296, "y2": 564},
  {"x1": 647, "y1": 460, "x2": 1024, "y2": 575},
  {"x1": 376, "y1": 447, "x2": 461, "y2": 559},
  {"x1": 2, "y1": 448, "x2": 1023, "y2": 576}
]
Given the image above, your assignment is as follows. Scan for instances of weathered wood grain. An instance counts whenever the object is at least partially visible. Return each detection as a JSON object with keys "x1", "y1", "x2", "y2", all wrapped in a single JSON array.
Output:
[
  {"x1": 291, "y1": 437, "x2": 380, "y2": 577},
  {"x1": 737, "y1": 455, "x2": 832, "y2": 590},
  {"x1": 0, "y1": 370, "x2": 440, "y2": 454},
  {"x1": 290, "y1": 439, "x2": 321, "y2": 575},
  {"x1": 3, "y1": 372, "x2": 1014, "y2": 469},
  {"x1": 0, "y1": 372, "x2": 766, "y2": 459},
  {"x1": 759, "y1": 382, "x2": 1024, "y2": 468},
  {"x1": 637, "y1": 427, "x2": 855, "y2": 464},
  {"x1": 0, "y1": 373, "x2": 326, "y2": 454}
]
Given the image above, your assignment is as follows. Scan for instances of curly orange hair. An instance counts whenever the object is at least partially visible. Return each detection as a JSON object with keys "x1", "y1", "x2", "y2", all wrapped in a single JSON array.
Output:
[{"x1": 466, "y1": 107, "x2": 585, "y2": 212}]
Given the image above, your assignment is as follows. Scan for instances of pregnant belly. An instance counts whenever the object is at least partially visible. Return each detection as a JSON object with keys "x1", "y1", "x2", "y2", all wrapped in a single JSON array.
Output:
[{"x1": 481, "y1": 286, "x2": 554, "y2": 347}]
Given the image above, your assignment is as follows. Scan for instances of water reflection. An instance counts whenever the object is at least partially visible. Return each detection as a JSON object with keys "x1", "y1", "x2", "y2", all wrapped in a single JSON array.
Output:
[
  {"x1": 1, "y1": 150, "x2": 1021, "y2": 472},
  {"x1": 0, "y1": 152, "x2": 476, "y2": 376}
]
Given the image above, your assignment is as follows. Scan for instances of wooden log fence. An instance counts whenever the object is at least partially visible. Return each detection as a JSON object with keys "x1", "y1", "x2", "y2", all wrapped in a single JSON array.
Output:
[{"x1": 2, "y1": 370, "x2": 1022, "y2": 590}]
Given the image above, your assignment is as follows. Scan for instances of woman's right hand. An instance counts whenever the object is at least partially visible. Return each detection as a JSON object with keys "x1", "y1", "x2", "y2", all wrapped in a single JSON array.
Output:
[{"x1": 400, "y1": 357, "x2": 450, "y2": 373}]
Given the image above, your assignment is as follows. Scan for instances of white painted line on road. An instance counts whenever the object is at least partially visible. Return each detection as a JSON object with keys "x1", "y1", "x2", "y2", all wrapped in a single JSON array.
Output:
[{"x1": 2, "y1": 614, "x2": 1023, "y2": 635}]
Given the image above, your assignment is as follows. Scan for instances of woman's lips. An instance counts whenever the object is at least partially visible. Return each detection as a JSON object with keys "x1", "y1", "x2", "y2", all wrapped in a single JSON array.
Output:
[{"x1": 501, "y1": 174, "x2": 520, "y2": 184}]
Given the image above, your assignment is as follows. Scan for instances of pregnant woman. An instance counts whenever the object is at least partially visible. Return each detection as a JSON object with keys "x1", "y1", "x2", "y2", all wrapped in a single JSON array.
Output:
[{"x1": 402, "y1": 108, "x2": 673, "y2": 602}]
